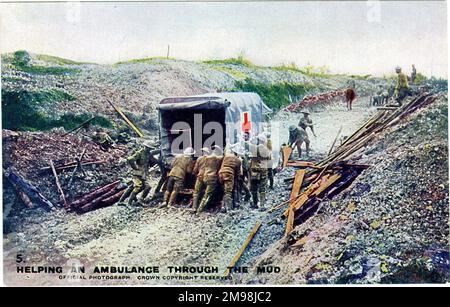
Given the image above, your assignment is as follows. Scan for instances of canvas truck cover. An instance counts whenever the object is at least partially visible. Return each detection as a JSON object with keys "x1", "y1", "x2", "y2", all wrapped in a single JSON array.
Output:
[{"x1": 157, "y1": 92, "x2": 272, "y2": 157}]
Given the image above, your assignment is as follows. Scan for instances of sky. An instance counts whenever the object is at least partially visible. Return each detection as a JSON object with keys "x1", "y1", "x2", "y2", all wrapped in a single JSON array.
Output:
[{"x1": 0, "y1": 1, "x2": 447, "y2": 77}]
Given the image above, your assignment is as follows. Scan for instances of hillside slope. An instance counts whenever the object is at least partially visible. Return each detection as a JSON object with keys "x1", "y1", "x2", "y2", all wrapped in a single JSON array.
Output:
[{"x1": 1, "y1": 50, "x2": 380, "y2": 132}]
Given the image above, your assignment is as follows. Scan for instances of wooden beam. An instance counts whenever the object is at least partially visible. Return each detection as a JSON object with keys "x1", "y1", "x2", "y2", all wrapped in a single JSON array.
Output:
[
  {"x1": 107, "y1": 99, "x2": 144, "y2": 138},
  {"x1": 68, "y1": 148, "x2": 87, "y2": 188},
  {"x1": 286, "y1": 161, "x2": 321, "y2": 169},
  {"x1": 281, "y1": 146, "x2": 293, "y2": 168},
  {"x1": 290, "y1": 170, "x2": 305, "y2": 202},
  {"x1": 40, "y1": 160, "x2": 106, "y2": 172},
  {"x1": 223, "y1": 221, "x2": 262, "y2": 277},
  {"x1": 62, "y1": 116, "x2": 96, "y2": 136},
  {"x1": 285, "y1": 209, "x2": 295, "y2": 235},
  {"x1": 327, "y1": 125, "x2": 343, "y2": 156},
  {"x1": 4, "y1": 169, "x2": 55, "y2": 211},
  {"x1": 310, "y1": 173, "x2": 341, "y2": 197},
  {"x1": 49, "y1": 160, "x2": 69, "y2": 210},
  {"x1": 376, "y1": 107, "x2": 398, "y2": 111}
]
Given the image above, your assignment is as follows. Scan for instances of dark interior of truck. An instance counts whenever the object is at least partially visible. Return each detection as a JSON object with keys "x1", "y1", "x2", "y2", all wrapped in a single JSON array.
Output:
[{"x1": 160, "y1": 108, "x2": 226, "y2": 156}]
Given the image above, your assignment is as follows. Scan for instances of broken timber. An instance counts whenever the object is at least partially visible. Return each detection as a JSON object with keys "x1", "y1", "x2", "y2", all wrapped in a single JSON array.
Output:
[
  {"x1": 223, "y1": 221, "x2": 262, "y2": 277},
  {"x1": 39, "y1": 160, "x2": 106, "y2": 173},
  {"x1": 67, "y1": 149, "x2": 87, "y2": 188},
  {"x1": 3, "y1": 169, "x2": 55, "y2": 211},
  {"x1": 49, "y1": 160, "x2": 69, "y2": 209},
  {"x1": 107, "y1": 99, "x2": 144, "y2": 138},
  {"x1": 328, "y1": 125, "x2": 343, "y2": 156},
  {"x1": 281, "y1": 146, "x2": 293, "y2": 168},
  {"x1": 62, "y1": 116, "x2": 96, "y2": 136}
]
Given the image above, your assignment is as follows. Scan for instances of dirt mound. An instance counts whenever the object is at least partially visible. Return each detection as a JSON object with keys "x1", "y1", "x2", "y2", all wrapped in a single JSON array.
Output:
[{"x1": 2, "y1": 130, "x2": 135, "y2": 218}]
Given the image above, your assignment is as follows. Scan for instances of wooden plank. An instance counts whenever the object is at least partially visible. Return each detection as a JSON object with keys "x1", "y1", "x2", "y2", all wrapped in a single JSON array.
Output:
[
  {"x1": 283, "y1": 193, "x2": 309, "y2": 217},
  {"x1": 39, "y1": 160, "x2": 106, "y2": 172},
  {"x1": 376, "y1": 107, "x2": 398, "y2": 111},
  {"x1": 328, "y1": 125, "x2": 343, "y2": 156},
  {"x1": 62, "y1": 116, "x2": 96, "y2": 136},
  {"x1": 223, "y1": 221, "x2": 262, "y2": 277},
  {"x1": 281, "y1": 146, "x2": 293, "y2": 168},
  {"x1": 310, "y1": 173, "x2": 341, "y2": 197},
  {"x1": 49, "y1": 160, "x2": 69, "y2": 210},
  {"x1": 267, "y1": 196, "x2": 298, "y2": 213},
  {"x1": 286, "y1": 161, "x2": 321, "y2": 169},
  {"x1": 68, "y1": 148, "x2": 87, "y2": 188},
  {"x1": 290, "y1": 170, "x2": 305, "y2": 202},
  {"x1": 285, "y1": 209, "x2": 295, "y2": 235},
  {"x1": 107, "y1": 99, "x2": 144, "y2": 138}
]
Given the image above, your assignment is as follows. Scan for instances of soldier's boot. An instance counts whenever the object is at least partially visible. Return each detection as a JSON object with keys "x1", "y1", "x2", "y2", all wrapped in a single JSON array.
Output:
[
  {"x1": 117, "y1": 185, "x2": 133, "y2": 205},
  {"x1": 191, "y1": 195, "x2": 199, "y2": 213},
  {"x1": 259, "y1": 192, "x2": 266, "y2": 210},
  {"x1": 243, "y1": 184, "x2": 251, "y2": 202},
  {"x1": 250, "y1": 192, "x2": 259, "y2": 209},
  {"x1": 167, "y1": 188, "x2": 179, "y2": 208},
  {"x1": 159, "y1": 191, "x2": 170, "y2": 208},
  {"x1": 223, "y1": 194, "x2": 233, "y2": 212},
  {"x1": 138, "y1": 187, "x2": 151, "y2": 204},
  {"x1": 128, "y1": 191, "x2": 138, "y2": 206},
  {"x1": 197, "y1": 196, "x2": 210, "y2": 214}
]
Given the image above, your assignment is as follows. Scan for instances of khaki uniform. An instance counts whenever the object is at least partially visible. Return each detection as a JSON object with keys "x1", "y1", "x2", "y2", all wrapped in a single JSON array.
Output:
[
  {"x1": 192, "y1": 156, "x2": 208, "y2": 210},
  {"x1": 248, "y1": 143, "x2": 271, "y2": 208},
  {"x1": 197, "y1": 155, "x2": 223, "y2": 213},
  {"x1": 289, "y1": 127, "x2": 309, "y2": 158},
  {"x1": 126, "y1": 148, "x2": 157, "y2": 204},
  {"x1": 395, "y1": 72, "x2": 410, "y2": 103},
  {"x1": 127, "y1": 148, "x2": 153, "y2": 192},
  {"x1": 239, "y1": 153, "x2": 252, "y2": 201},
  {"x1": 164, "y1": 155, "x2": 194, "y2": 206},
  {"x1": 219, "y1": 155, "x2": 242, "y2": 211},
  {"x1": 298, "y1": 117, "x2": 314, "y2": 137}
]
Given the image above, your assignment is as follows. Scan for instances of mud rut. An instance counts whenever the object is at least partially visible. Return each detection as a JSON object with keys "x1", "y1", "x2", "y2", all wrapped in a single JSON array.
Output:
[{"x1": 4, "y1": 98, "x2": 376, "y2": 286}]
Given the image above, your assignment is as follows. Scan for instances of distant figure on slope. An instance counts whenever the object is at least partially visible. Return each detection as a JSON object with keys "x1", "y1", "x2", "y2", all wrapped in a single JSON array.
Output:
[
  {"x1": 394, "y1": 66, "x2": 410, "y2": 105},
  {"x1": 411, "y1": 64, "x2": 417, "y2": 83},
  {"x1": 345, "y1": 88, "x2": 357, "y2": 110}
]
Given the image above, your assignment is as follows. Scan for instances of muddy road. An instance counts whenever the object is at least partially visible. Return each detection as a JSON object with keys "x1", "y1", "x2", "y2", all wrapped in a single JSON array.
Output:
[{"x1": 3, "y1": 97, "x2": 376, "y2": 286}]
